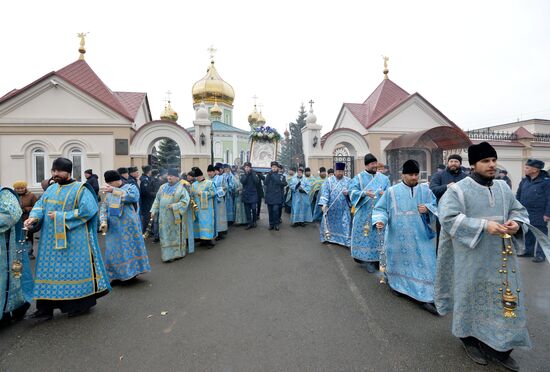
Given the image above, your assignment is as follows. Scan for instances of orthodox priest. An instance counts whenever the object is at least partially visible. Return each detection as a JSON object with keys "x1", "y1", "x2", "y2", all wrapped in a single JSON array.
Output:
[
  {"x1": 99, "y1": 170, "x2": 150, "y2": 281},
  {"x1": 435, "y1": 142, "x2": 548, "y2": 371},
  {"x1": 150, "y1": 168, "x2": 190, "y2": 262},
  {"x1": 349, "y1": 154, "x2": 390, "y2": 272},
  {"x1": 25, "y1": 158, "x2": 110, "y2": 320},
  {"x1": 289, "y1": 167, "x2": 313, "y2": 227},
  {"x1": 191, "y1": 167, "x2": 217, "y2": 247},
  {"x1": 1, "y1": 187, "x2": 33, "y2": 325},
  {"x1": 372, "y1": 159, "x2": 438, "y2": 314},
  {"x1": 319, "y1": 162, "x2": 352, "y2": 246}
]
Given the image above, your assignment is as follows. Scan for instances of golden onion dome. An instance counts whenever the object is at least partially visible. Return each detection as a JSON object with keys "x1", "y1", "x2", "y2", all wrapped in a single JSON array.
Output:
[
  {"x1": 248, "y1": 105, "x2": 260, "y2": 125},
  {"x1": 192, "y1": 60, "x2": 235, "y2": 106},
  {"x1": 160, "y1": 101, "x2": 178, "y2": 122},
  {"x1": 256, "y1": 112, "x2": 266, "y2": 125},
  {"x1": 210, "y1": 102, "x2": 222, "y2": 118}
]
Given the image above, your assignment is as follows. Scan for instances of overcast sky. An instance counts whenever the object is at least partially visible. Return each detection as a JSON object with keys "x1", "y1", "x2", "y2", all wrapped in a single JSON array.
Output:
[{"x1": 2, "y1": 0, "x2": 549, "y2": 134}]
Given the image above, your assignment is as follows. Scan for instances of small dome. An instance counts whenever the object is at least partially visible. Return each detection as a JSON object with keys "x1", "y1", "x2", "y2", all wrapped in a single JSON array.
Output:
[
  {"x1": 160, "y1": 101, "x2": 178, "y2": 122},
  {"x1": 306, "y1": 108, "x2": 317, "y2": 124},
  {"x1": 210, "y1": 102, "x2": 222, "y2": 118},
  {"x1": 256, "y1": 112, "x2": 266, "y2": 126},
  {"x1": 196, "y1": 102, "x2": 209, "y2": 120},
  {"x1": 192, "y1": 60, "x2": 235, "y2": 106},
  {"x1": 248, "y1": 105, "x2": 260, "y2": 125}
]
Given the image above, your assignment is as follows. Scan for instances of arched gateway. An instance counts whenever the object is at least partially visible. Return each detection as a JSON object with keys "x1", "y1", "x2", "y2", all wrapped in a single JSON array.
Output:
[{"x1": 130, "y1": 120, "x2": 196, "y2": 169}]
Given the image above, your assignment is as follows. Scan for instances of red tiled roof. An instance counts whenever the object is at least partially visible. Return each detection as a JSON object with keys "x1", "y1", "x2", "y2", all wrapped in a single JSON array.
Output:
[
  {"x1": 343, "y1": 79, "x2": 410, "y2": 129},
  {"x1": 513, "y1": 126, "x2": 535, "y2": 139},
  {"x1": 114, "y1": 92, "x2": 146, "y2": 120},
  {"x1": 56, "y1": 60, "x2": 132, "y2": 119},
  {"x1": 339, "y1": 78, "x2": 460, "y2": 130},
  {"x1": 0, "y1": 59, "x2": 145, "y2": 121}
]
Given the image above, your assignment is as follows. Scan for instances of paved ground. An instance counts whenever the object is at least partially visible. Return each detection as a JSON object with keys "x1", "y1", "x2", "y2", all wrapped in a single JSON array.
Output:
[{"x1": 1, "y1": 211, "x2": 549, "y2": 371}]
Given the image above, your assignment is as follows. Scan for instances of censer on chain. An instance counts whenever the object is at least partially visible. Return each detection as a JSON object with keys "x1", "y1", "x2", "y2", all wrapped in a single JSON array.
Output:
[
  {"x1": 377, "y1": 227, "x2": 387, "y2": 284},
  {"x1": 323, "y1": 210, "x2": 331, "y2": 240},
  {"x1": 499, "y1": 233, "x2": 519, "y2": 318},
  {"x1": 143, "y1": 216, "x2": 155, "y2": 239}
]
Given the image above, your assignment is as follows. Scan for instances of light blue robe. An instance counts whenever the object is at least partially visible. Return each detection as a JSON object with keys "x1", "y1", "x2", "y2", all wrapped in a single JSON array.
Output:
[
  {"x1": 213, "y1": 174, "x2": 228, "y2": 234},
  {"x1": 290, "y1": 176, "x2": 313, "y2": 224},
  {"x1": 179, "y1": 180, "x2": 196, "y2": 254},
  {"x1": 350, "y1": 172, "x2": 391, "y2": 262},
  {"x1": 100, "y1": 184, "x2": 151, "y2": 280},
  {"x1": 0, "y1": 188, "x2": 33, "y2": 314},
  {"x1": 435, "y1": 178, "x2": 534, "y2": 351},
  {"x1": 191, "y1": 179, "x2": 216, "y2": 240},
  {"x1": 319, "y1": 176, "x2": 352, "y2": 246},
  {"x1": 151, "y1": 182, "x2": 190, "y2": 262},
  {"x1": 372, "y1": 182, "x2": 437, "y2": 302},
  {"x1": 29, "y1": 182, "x2": 111, "y2": 300},
  {"x1": 233, "y1": 176, "x2": 247, "y2": 225},
  {"x1": 225, "y1": 173, "x2": 236, "y2": 223}
]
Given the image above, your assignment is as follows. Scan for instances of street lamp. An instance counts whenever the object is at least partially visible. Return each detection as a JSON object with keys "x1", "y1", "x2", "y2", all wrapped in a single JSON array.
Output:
[{"x1": 200, "y1": 132, "x2": 206, "y2": 146}]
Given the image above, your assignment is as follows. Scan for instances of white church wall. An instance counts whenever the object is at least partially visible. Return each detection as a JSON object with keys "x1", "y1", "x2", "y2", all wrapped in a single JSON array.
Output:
[
  {"x1": 369, "y1": 98, "x2": 448, "y2": 133},
  {"x1": 1, "y1": 133, "x2": 114, "y2": 192},
  {"x1": 333, "y1": 107, "x2": 367, "y2": 134}
]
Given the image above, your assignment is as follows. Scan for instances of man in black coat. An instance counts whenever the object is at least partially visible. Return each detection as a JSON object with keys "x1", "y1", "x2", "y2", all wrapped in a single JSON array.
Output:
[
  {"x1": 429, "y1": 154, "x2": 467, "y2": 249},
  {"x1": 516, "y1": 159, "x2": 550, "y2": 262},
  {"x1": 127, "y1": 166, "x2": 140, "y2": 187},
  {"x1": 240, "y1": 162, "x2": 260, "y2": 229},
  {"x1": 84, "y1": 169, "x2": 99, "y2": 198},
  {"x1": 264, "y1": 161, "x2": 287, "y2": 230},
  {"x1": 429, "y1": 154, "x2": 467, "y2": 201},
  {"x1": 139, "y1": 165, "x2": 156, "y2": 232}
]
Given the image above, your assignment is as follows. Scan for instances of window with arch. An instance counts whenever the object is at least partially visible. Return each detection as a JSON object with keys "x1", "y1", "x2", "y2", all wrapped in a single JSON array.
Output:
[
  {"x1": 31, "y1": 148, "x2": 46, "y2": 185},
  {"x1": 214, "y1": 142, "x2": 222, "y2": 157},
  {"x1": 69, "y1": 147, "x2": 83, "y2": 181}
]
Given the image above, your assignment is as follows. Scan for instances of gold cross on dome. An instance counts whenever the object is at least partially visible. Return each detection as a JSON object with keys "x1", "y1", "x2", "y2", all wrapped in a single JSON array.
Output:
[{"x1": 207, "y1": 45, "x2": 217, "y2": 61}]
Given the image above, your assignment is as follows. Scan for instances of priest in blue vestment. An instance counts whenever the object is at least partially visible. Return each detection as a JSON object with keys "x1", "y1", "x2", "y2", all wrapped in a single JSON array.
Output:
[
  {"x1": 223, "y1": 164, "x2": 236, "y2": 225},
  {"x1": 372, "y1": 159, "x2": 438, "y2": 315},
  {"x1": 25, "y1": 158, "x2": 110, "y2": 321},
  {"x1": 191, "y1": 167, "x2": 217, "y2": 247},
  {"x1": 319, "y1": 162, "x2": 352, "y2": 247},
  {"x1": 289, "y1": 167, "x2": 313, "y2": 226},
  {"x1": 150, "y1": 168, "x2": 190, "y2": 262},
  {"x1": 210, "y1": 164, "x2": 228, "y2": 239},
  {"x1": 349, "y1": 154, "x2": 390, "y2": 272},
  {"x1": 435, "y1": 142, "x2": 550, "y2": 371},
  {"x1": 99, "y1": 170, "x2": 150, "y2": 280},
  {"x1": 1, "y1": 187, "x2": 33, "y2": 325}
]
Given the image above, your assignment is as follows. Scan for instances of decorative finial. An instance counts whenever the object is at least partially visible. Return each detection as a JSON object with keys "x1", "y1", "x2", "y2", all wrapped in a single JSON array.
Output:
[
  {"x1": 77, "y1": 32, "x2": 88, "y2": 60},
  {"x1": 382, "y1": 55, "x2": 389, "y2": 79},
  {"x1": 309, "y1": 99, "x2": 315, "y2": 111},
  {"x1": 252, "y1": 94, "x2": 258, "y2": 107},
  {"x1": 207, "y1": 45, "x2": 217, "y2": 62}
]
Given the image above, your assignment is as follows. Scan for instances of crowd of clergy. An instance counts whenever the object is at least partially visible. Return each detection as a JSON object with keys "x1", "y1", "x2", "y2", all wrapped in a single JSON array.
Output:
[{"x1": 1, "y1": 141, "x2": 550, "y2": 371}]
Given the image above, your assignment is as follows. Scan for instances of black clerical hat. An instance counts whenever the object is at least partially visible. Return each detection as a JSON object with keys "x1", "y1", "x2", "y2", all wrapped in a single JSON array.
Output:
[
  {"x1": 402, "y1": 159, "x2": 420, "y2": 174},
  {"x1": 52, "y1": 157, "x2": 72, "y2": 173}
]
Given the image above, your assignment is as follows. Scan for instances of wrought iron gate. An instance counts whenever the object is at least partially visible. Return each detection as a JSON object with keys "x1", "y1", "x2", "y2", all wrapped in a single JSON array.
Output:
[{"x1": 333, "y1": 155, "x2": 354, "y2": 178}]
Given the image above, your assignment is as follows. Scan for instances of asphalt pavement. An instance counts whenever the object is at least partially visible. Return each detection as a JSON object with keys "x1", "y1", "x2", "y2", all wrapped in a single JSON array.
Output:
[{"x1": 1, "y1": 211, "x2": 549, "y2": 372}]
